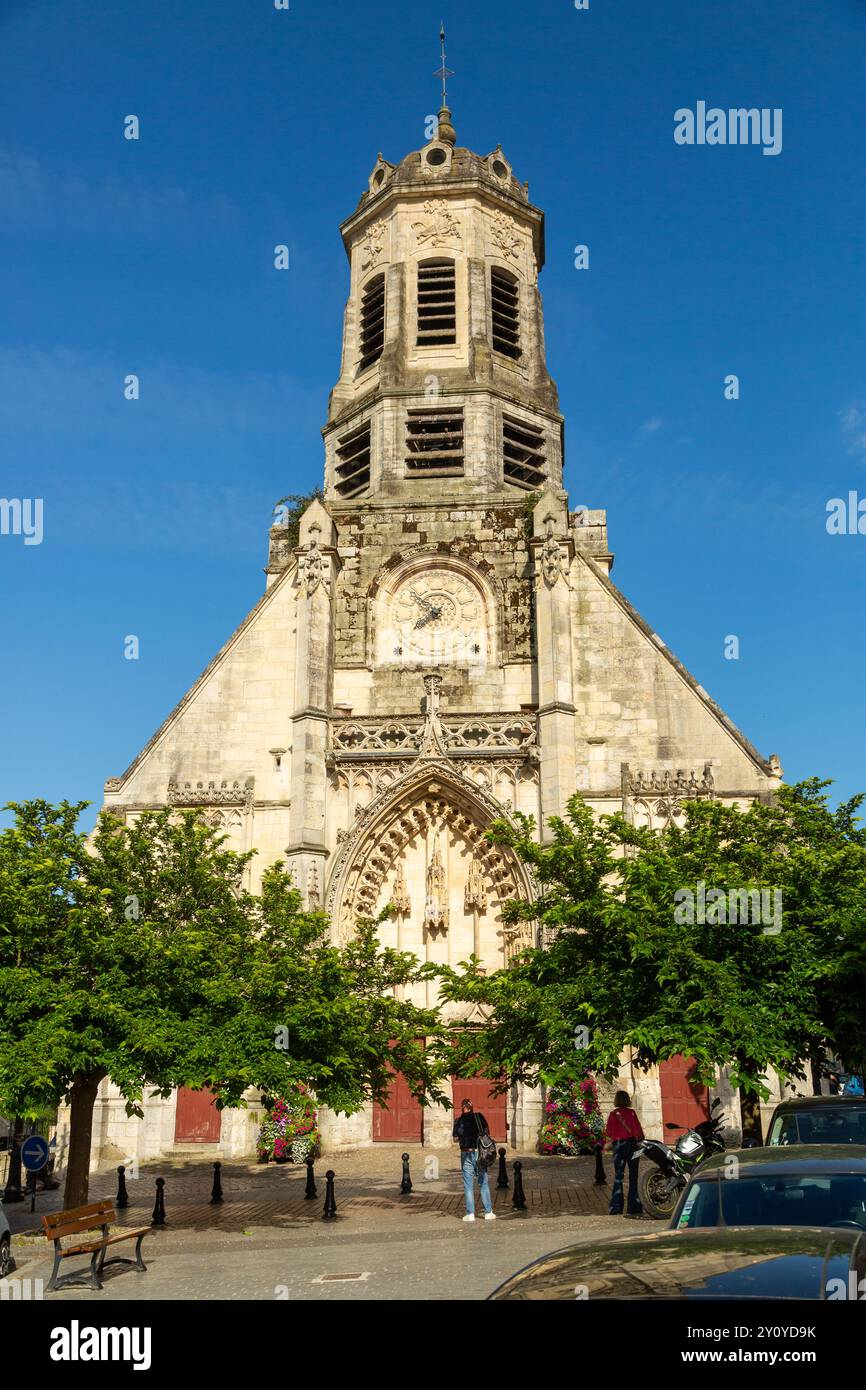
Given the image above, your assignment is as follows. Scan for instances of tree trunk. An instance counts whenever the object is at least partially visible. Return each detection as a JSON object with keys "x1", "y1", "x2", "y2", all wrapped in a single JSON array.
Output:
[
  {"x1": 63, "y1": 1075, "x2": 102, "y2": 1209},
  {"x1": 739, "y1": 1089, "x2": 764, "y2": 1146}
]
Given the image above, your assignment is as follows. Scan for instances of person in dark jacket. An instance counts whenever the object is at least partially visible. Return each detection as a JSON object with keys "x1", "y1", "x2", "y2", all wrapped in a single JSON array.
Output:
[
  {"x1": 604, "y1": 1090, "x2": 644, "y2": 1216},
  {"x1": 453, "y1": 1098, "x2": 495, "y2": 1222}
]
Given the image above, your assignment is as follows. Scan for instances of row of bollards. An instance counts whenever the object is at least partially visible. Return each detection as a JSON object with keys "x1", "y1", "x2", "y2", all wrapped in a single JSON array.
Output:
[
  {"x1": 114, "y1": 1162, "x2": 224, "y2": 1227},
  {"x1": 116, "y1": 1145, "x2": 578, "y2": 1227},
  {"x1": 394, "y1": 1149, "x2": 528, "y2": 1211}
]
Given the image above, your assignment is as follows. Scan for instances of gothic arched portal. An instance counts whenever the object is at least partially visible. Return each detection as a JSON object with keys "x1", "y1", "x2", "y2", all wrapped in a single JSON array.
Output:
[{"x1": 325, "y1": 761, "x2": 536, "y2": 987}]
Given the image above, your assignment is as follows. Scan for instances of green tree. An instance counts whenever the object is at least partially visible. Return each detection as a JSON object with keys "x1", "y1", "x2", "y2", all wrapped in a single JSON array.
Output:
[
  {"x1": 273, "y1": 488, "x2": 324, "y2": 548},
  {"x1": 438, "y1": 782, "x2": 866, "y2": 1142},
  {"x1": 0, "y1": 802, "x2": 444, "y2": 1206}
]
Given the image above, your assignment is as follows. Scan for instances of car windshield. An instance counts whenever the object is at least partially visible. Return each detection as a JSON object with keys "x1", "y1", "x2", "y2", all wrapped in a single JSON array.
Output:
[
  {"x1": 676, "y1": 1173, "x2": 866, "y2": 1230},
  {"x1": 768, "y1": 1108, "x2": 866, "y2": 1145}
]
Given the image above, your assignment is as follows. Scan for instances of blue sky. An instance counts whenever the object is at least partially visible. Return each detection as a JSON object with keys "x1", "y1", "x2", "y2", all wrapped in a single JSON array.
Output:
[{"x1": 1, "y1": 0, "x2": 864, "y2": 828}]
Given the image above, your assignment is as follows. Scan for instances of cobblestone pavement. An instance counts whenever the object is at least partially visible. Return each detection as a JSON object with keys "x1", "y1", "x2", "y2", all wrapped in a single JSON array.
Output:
[
  {"x1": 7, "y1": 1147, "x2": 614, "y2": 1236},
  {"x1": 7, "y1": 1147, "x2": 655, "y2": 1298}
]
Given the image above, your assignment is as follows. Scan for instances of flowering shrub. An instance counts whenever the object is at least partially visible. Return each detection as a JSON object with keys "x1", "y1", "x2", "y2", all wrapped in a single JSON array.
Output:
[
  {"x1": 538, "y1": 1075, "x2": 604, "y2": 1155},
  {"x1": 256, "y1": 1085, "x2": 320, "y2": 1161}
]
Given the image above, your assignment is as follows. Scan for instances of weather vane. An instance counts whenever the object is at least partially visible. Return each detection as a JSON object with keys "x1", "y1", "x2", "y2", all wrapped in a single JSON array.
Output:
[{"x1": 434, "y1": 21, "x2": 454, "y2": 108}]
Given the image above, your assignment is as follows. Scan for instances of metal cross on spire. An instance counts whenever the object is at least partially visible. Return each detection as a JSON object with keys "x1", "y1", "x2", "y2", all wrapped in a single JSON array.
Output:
[{"x1": 434, "y1": 22, "x2": 454, "y2": 108}]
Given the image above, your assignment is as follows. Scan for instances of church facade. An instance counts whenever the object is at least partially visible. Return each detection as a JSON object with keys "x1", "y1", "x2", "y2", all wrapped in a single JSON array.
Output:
[{"x1": 78, "y1": 104, "x2": 785, "y2": 1166}]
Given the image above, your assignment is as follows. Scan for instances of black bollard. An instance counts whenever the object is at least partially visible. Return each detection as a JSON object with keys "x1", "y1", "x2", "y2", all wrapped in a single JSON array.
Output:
[
  {"x1": 400, "y1": 1152, "x2": 413, "y2": 1195},
  {"x1": 304, "y1": 1159, "x2": 317, "y2": 1200},
  {"x1": 210, "y1": 1161, "x2": 224, "y2": 1204},
  {"x1": 1, "y1": 1118, "x2": 24, "y2": 1205},
  {"x1": 594, "y1": 1147, "x2": 607, "y2": 1186},
  {"x1": 512, "y1": 1160, "x2": 527, "y2": 1211},
  {"x1": 151, "y1": 1177, "x2": 166, "y2": 1227},
  {"x1": 496, "y1": 1147, "x2": 509, "y2": 1189},
  {"x1": 116, "y1": 1165, "x2": 129, "y2": 1209},
  {"x1": 322, "y1": 1169, "x2": 337, "y2": 1219}
]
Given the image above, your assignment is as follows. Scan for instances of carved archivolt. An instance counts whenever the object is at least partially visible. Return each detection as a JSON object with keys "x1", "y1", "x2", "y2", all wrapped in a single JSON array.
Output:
[{"x1": 326, "y1": 760, "x2": 536, "y2": 955}]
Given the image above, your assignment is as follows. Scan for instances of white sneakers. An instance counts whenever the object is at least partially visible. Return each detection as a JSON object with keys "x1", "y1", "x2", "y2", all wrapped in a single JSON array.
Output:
[
  {"x1": 462, "y1": 1213, "x2": 475, "y2": 1222},
  {"x1": 463, "y1": 1211, "x2": 497, "y2": 1222}
]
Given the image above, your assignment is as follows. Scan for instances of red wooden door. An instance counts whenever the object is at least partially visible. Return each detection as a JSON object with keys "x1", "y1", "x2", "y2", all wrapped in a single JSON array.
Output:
[
  {"x1": 372, "y1": 1067, "x2": 424, "y2": 1143},
  {"x1": 659, "y1": 1056, "x2": 709, "y2": 1134},
  {"x1": 174, "y1": 1087, "x2": 222, "y2": 1142},
  {"x1": 451, "y1": 1076, "x2": 508, "y2": 1142}
]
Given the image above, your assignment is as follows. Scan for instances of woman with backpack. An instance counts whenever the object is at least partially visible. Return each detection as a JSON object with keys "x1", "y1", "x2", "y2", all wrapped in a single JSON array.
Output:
[{"x1": 453, "y1": 1098, "x2": 496, "y2": 1222}]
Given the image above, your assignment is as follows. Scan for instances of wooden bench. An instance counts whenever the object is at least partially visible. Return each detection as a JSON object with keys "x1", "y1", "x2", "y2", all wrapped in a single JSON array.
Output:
[{"x1": 42, "y1": 1200, "x2": 149, "y2": 1292}]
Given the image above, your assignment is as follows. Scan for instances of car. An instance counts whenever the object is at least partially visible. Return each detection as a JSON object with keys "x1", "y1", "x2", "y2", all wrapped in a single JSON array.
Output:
[
  {"x1": 487, "y1": 1225, "x2": 866, "y2": 1300},
  {"x1": 0, "y1": 1206, "x2": 15, "y2": 1280},
  {"x1": 671, "y1": 1145, "x2": 866, "y2": 1231},
  {"x1": 766, "y1": 1094, "x2": 866, "y2": 1146}
]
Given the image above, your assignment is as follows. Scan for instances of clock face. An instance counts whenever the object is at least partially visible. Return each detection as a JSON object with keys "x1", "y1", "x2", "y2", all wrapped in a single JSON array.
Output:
[{"x1": 389, "y1": 570, "x2": 486, "y2": 665}]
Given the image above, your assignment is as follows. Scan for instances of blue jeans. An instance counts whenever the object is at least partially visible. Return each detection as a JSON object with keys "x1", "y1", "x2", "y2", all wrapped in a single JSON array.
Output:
[
  {"x1": 609, "y1": 1139, "x2": 642, "y2": 1215},
  {"x1": 461, "y1": 1149, "x2": 493, "y2": 1215}
]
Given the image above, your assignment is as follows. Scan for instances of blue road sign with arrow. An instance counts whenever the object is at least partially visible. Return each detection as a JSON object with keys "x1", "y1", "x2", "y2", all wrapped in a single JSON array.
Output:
[{"x1": 21, "y1": 1134, "x2": 50, "y2": 1172}]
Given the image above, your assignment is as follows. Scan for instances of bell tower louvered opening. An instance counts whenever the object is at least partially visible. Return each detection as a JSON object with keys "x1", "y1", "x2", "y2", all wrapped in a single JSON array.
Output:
[
  {"x1": 491, "y1": 266, "x2": 521, "y2": 360},
  {"x1": 335, "y1": 421, "x2": 371, "y2": 497},
  {"x1": 503, "y1": 415, "x2": 546, "y2": 489},
  {"x1": 358, "y1": 274, "x2": 385, "y2": 372},
  {"x1": 405, "y1": 407, "x2": 464, "y2": 476},
  {"x1": 417, "y1": 259, "x2": 456, "y2": 346}
]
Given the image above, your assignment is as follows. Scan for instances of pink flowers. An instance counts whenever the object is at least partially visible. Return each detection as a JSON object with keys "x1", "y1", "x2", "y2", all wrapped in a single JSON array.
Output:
[{"x1": 256, "y1": 1086, "x2": 320, "y2": 1162}]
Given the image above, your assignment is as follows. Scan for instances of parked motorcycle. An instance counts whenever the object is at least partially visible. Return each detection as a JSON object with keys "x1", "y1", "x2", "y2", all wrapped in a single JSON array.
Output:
[{"x1": 634, "y1": 1097, "x2": 727, "y2": 1220}]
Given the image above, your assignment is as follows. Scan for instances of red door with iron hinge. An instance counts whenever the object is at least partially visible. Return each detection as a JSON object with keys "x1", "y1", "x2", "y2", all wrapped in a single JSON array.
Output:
[
  {"x1": 372, "y1": 1040, "x2": 425, "y2": 1143},
  {"x1": 451, "y1": 1076, "x2": 508, "y2": 1142},
  {"x1": 174, "y1": 1087, "x2": 222, "y2": 1143},
  {"x1": 372, "y1": 1064, "x2": 424, "y2": 1142},
  {"x1": 658, "y1": 1055, "x2": 709, "y2": 1135}
]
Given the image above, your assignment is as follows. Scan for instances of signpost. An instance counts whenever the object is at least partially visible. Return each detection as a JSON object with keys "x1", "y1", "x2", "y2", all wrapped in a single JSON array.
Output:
[{"x1": 21, "y1": 1135, "x2": 50, "y2": 1214}]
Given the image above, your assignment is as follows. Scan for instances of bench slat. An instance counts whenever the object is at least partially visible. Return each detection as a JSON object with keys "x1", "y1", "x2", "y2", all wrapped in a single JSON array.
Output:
[
  {"x1": 61, "y1": 1230, "x2": 150, "y2": 1257},
  {"x1": 44, "y1": 1208, "x2": 117, "y2": 1242},
  {"x1": 43, "y1": 1200, "x2": 112, "y2": 1230}
]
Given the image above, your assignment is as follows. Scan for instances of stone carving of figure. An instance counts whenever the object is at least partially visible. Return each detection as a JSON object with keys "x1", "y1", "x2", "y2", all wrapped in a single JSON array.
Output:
[
  {"x1": 298, "y1": 522, "x2": 327, "y2": 596},
  {"x1": 539, "y1": 515, "x2": 568, "y2": 588},
  {"x1": 424, "y1": 836, "x2": 448, "y2": 933},
  {"x1": 464, "y1": 855, "x2": 487, "y2": 913},
  {"x1": 391, "y1": 859, "x2": 411, "y2": 917}
]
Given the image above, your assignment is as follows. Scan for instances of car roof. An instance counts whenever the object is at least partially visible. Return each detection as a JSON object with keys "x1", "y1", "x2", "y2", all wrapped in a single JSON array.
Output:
[
  {"x1": 694, "y1": 1143, "x2": 866, "y2": 1176},
  {"x1": 772, "y1": 1095, "x2": 866, "y2": 1112},
  {"x1": 488, "y1": 1226, "x2": 864, "y2": 1301}
]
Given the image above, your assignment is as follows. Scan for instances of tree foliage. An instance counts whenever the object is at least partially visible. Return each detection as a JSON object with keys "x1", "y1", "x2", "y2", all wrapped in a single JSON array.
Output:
[
  {"x1": 0, "y1": 802, "x2": 444, "y2": 1203},
  {"x1": 438, "y1": 781, "x2": 866, "y2": 1135}
]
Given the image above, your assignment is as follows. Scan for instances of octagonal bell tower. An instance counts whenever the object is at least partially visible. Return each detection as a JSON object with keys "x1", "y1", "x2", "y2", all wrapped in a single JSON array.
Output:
[{"x1": 323, "y1": 103, "x2": 563, "y2": 503}]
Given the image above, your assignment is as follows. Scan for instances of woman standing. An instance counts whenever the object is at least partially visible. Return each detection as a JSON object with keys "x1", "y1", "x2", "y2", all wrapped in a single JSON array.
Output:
[
  {"x1": 605, "y1": 1090, "x2": 644, "y2": 1216},
  {"x1": 453, "y1": 1098, "x2": 496, "y2": 1222}
]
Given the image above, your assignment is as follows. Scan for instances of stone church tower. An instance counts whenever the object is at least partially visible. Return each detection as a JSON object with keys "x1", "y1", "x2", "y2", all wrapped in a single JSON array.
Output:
[{"x1": 87, "y1": 102, "x2": 781, "y2": 1163}]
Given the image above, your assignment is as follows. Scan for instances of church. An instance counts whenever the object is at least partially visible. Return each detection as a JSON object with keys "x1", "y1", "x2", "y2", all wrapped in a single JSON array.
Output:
[{"x1": 75, "y1": 93, "x2": 785, "y2": 1167}]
